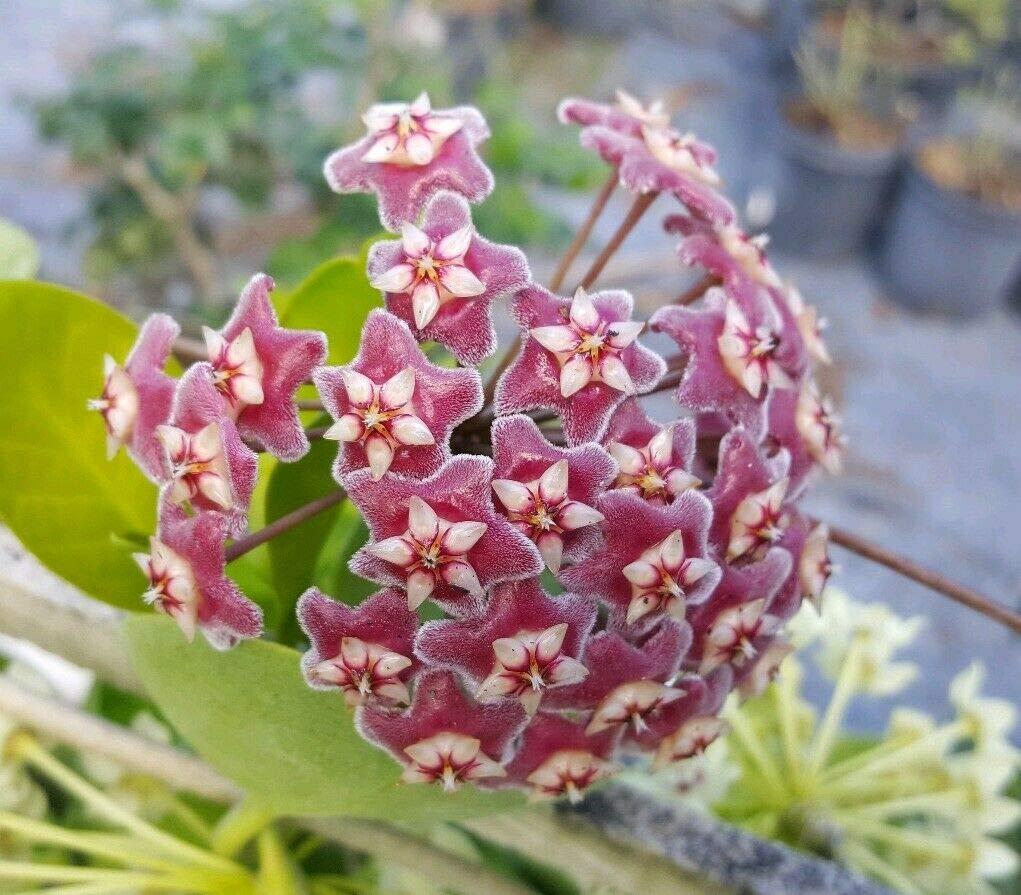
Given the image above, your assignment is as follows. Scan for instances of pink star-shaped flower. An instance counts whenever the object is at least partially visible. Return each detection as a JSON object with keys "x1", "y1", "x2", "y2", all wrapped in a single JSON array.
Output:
[
  {"x1": 685, "y1": 551, "x2": 792, "y2": 677},
  {"x1": 297, "y1": 587, "x2": 419, "y2": 708},
  {"x1": 560, "y1": 489, "x2": 720, "y2": 628},
  {"x1": 651, "y1": 288, "x2": 800, "y2": 439},
  {"x1": 324, "y1": 93, "x2": 494, "y2": 231},
  {"x1": 133, "y1": 501, "x2": 262, "y2": 650},
  {"x1": 664, "y1": 214, "x2": 784, "y2": 300},
  {"x1": 558, "y1": 92, "x2": 735, "y2": 225},
  {"x1": 785, "y1": 285, "x2": 832, "y2": 366},
  {"x1": 765, "y1": 382, "x2": 844, "y2": 499},
  {"x1": 201, "y1": 274, "x2": 327, "y2": 462},
  {"x1": 735, "y1": 637, "x2": 794, "y2": 701},
  {"x1": 89, "y1": 314, "x2": 179, "y2": 481},
  {"x1": 347, "y1": 455, "x2": 543, "y2": 615},
  {"x1": 358, "y1": 668, "x2": 526, "y2": 792},
  {"x1": 496, "y1": 285, "x2": 665, "y2": 445},
  {"x1": 314, "y1": 309, "x2": 481, "y2": 482},
  {"x1": 503, "y1": 714, "x2": 619, "y2": 803},
  {"x1": 706, "y1": 428, "x2": 791, "y2": 563},
  {"x1": 602, "y1": 398, "x2": 701, "y2": 505},
  {"x1": 490, "y1": 414, "x2": 614, "y2": 573},
  {"x1": 654, "y1": 713, "x2": 729, "y2": 768},
  {"x1": 366, "y1": 192, "x2": 530, "y2": 365},
  {"x1": 543, "y1": 619, "x2": 690, "y2": 712},
  {"x1": 157, "y1": 364, "x2": 258, "y2": 536},
  {"x1": 415, "y1": 578, "x2": 596, "y2": 716}
]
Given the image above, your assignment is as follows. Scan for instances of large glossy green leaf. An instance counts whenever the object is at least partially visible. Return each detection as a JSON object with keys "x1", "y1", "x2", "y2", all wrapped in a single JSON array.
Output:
[
  {"x1": 0, "y1": 220, "x2": 40, "y2": 280},
  {"x1": 265, "y1": 418, "x2": 342, "y2": 643},
  {"x1": 125, "y1": 614, "x2": 525, "y2": 820},
  {"x1": 280, "y1": 255, "x2": 381, "y2": 365},
  {"x1": 0, "y1": 281, "x2": 157, "y2": 608}
]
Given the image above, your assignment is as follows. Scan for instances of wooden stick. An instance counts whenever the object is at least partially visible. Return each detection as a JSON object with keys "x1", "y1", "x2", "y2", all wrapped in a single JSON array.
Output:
[
  {"x1": 826, "y1": 523, "x2": 1021, "y2": 634},
  {"x1": 225, "y1": 490, "x2": 346, "y2": 562}
]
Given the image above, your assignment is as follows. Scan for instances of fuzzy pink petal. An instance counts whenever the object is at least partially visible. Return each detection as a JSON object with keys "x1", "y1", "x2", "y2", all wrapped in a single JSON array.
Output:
[
  {"x1": 367, "y1": 192, "x2": 530, "y2": 365},
  {"x1": 325, "y1": 108, "x2": 494, "y2": 231},
  {"x1": 217, "y1": 274, "x2": 327, "y2": 461},
  {"x1": 357, "y1": 668, "x2": 527, "y2": 772},
  {"x1": 314, "y1": 310, "x2": 482, "y2": 483},
  {"x1": 502, "y1": 713, "x2": 620, "y2": 790},
  {"x1": 496, "y1": 285, "x2": 666, "y2": 445},
  {"x1": 155, "y1": 501, "x2": 262, "y2": 649},
  {"x1": 346, "y1": 455, "x2": 543, "y2": 615},
  {"x1": 122, "y1": 314, "x2": 180, "y2": 481}
]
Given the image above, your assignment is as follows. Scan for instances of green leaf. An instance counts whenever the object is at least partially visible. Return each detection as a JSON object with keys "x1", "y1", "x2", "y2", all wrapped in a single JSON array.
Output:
[
  {"x1": 125, "y1": 614, "x2": 525, "y2": 820},
  {"x1": 280, "y1": 255, "x2": 381, "y2": 366},
  {"x1": 0, "y1": 281, "x2": 158, "y2": 609},
  {"x1": 265, "y1": 416, "x2": 342, "y2": 643},
  {"x1": 0, "y1": 220, "x2": 40, "y2": 280},
  {"x1": 318, "y1": 498, "x2": 376, "y2": 607}
]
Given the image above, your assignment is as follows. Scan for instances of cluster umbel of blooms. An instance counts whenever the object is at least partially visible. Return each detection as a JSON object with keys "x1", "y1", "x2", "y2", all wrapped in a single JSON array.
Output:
[{"x1": 93, "y1": 90, "x2": 843, "y2": 802}]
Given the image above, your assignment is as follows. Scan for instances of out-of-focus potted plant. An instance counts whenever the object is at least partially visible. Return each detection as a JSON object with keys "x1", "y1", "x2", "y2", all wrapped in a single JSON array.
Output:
[
  {"x1": 767, "y1": 5, "x2": 906, "y2": 257},
  {"x1": 880, "y1": 69, "x2": 1021, "y2": 316}
]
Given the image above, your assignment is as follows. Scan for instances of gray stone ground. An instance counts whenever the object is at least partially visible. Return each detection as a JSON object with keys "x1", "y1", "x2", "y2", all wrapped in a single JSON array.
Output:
[{"x1": 0, "y1": 6, "x2": 1018, "y2": 734}]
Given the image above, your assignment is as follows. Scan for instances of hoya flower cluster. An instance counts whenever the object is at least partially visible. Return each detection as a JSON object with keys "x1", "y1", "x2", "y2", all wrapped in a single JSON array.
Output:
[{"x1": 93, "y1": 90, "x2": 843, "y2": 802}]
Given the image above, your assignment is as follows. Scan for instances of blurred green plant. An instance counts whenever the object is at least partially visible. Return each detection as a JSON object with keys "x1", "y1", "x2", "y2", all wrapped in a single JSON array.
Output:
[{"x1": 631, "y1": 589, "x2": 1021, "y2": 895}]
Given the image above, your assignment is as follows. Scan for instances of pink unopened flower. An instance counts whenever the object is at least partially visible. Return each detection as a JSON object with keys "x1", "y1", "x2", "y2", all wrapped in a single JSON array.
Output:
[
  {"x1": 560, "y1": 490, "x2": 719, "y2": 628},
  {"x1": 158, "y1": 364, "x2": 258, "y2": 534},
  {"x1": 603, "y1": 398, "x2": 700, "y2": 504},
  {"x1": 298, "y1": 587, "x2": 418, "y2": 707},
  {"x1": 367, "y1": 192, "x2": 529, "y2": 364},
  {"x1": 315, "y1": 310, "x2": 481, "y2": 482},
  {"x1": 504, "y1": 714, "x2": 618, "y2": 803},
  {"x1": 133, "y1": 502, "x2": 261, "y2": 649},
  {"x1": 358, "y1": 669, "x2": 526, "y2": 792},
  {"x1": 559, "y1": 92, "x2": 734, "y2": 225},
  {"x1": 654, "y1": 715, "x2": 728, "y2": 769},
  {"x1": 202, "y1": 274, "x2": 327, "y2": 461},
  {"x1": 416, "y1": 579, "x2": 595, "y2": 716},
  {"x1": 497, "y1": 285, "x2": 665, "y2": 445},
  {"x1": 348, "y1": 455, "x2": 543, "y2": 614},
  {"x1": 697, "y1": 597, "x2": 781, "y2": 676},
  {"x1": 325, "y1": 93, "x2": 494, "y2": 231},
  {"x1": 89, "y1": 314, "x2": 179, "y2": 481},
  {"x1": 490, "y1": 414, "x2": 614, "y2": 573}
]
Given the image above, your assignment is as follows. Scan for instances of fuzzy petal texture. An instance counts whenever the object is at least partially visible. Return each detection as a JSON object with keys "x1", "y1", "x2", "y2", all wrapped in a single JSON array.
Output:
[
  {"x1": 357, "y1": 668, "x2": 527, "y2": 783},
  {"x1": 151, "y1": 501, "x2": 262, "y2": 650},
  {"x1": 164, "y1": 364, "x2": 258, "y2": 535},
  {"x1": 104, "y1": 314, "x2": 180, "y2": 481},
  {"x1": 579, "y1": 126, "x2": 734, "y2": 226},
  {"x1": 415, "y1": 579, "x2": 597, "y2": 706},
  {"x1": 602, "y1": 398, "x2": 699, "y2": 505},
  {"x1": 651, "y1": 289, "x2": 774, "y2": 439},
  {"x1": 502, "y1": 713, "x2": 619, "y2": 797},
  {"x1": 491, "y1": 414, "x2": 615, "y2": 569},
  {"x1": 559, "y1": 489, "x2": 720, "y2": 627},
  {"x1": 706, "y1": 427, "x2": 790, "y2": 557},
  {"x1": 367, "y1": 193, "x2": 530, "y2": 365},
  {"x1": 496, "y1": 285, "x2": 665, "y2": 445},
  {"x1": 325, "y1": 107, "x2": 494, "y2": 231},
  {"x1": 315, "y1": 309, "x2": 481, "y2": 482},
  {"x1": 544, "y1": 620, "x2": 691, "y2": 712},
  {"x1": 297, "y1": 587, "x2": 419, "y2": 705},
  {"x1": 347, "y1": 455, "x2": 543, "y2": 615},
  {"x1": 213, "y1": 274, "x2": 327, "y2": 461}
]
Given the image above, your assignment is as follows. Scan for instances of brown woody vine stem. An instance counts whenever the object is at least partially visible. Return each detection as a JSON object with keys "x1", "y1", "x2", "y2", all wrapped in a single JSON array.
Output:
[
  {"x1": 549, "y1": 171, "x2": 619, "y2": 293},
  {"x1": 577, "y1": 191, "x2": 659, "y2": 290},
  {"x1": 225, "y1": 489, "x2": 347, "y2": 562},
  {"x1": 825, "y1": 523, "x2": 1021, "y2": 634}
]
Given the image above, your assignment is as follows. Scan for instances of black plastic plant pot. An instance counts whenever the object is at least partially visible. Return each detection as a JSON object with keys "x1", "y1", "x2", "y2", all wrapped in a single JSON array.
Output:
[
  {"x1": 879, "y1": 157, "x2": 1021, "y2": 317},
  {"x1": 766, "y1": 106, "x2": 901, "y2": 258}
]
